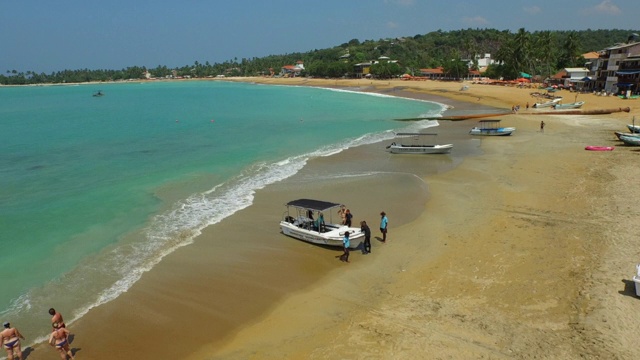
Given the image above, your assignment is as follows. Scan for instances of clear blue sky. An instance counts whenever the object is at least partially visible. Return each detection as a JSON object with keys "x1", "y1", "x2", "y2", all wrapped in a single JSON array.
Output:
[{"x1": 2, "y1": 0, "x2": 639, "y2": 73}]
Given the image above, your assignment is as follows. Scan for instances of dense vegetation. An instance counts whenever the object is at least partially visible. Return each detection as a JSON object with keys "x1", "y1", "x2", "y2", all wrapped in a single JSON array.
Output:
[{"x1": 2, "y1": 28, "x2": 638, "y2": 85}]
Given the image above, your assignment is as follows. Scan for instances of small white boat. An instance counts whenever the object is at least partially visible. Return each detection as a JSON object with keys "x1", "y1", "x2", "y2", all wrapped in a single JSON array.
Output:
[
  {"x1": 280, "y1": 199, "x2": 364, "y2": 248},
  {"x1": 627, "y1": 124, "x2": 640, "y2": 133},
  {"x1": 386, "y1": 133, "x2": 453, "y2": 154},
  {"x1": 554, "y1": 101, "x2": 585, "y2": 109},
  {"x1": 469, "y1": 120, "x2": 516, "y2": 136},
  {"x1": 614, "y1": 131, "x2": 640, "y2": 140},
  {"x1": 619, "y1": 134, "x2": 640, "y2": 146},
  {"x1": 533, "y1": 98, "x2": 562, "y2": 108}
]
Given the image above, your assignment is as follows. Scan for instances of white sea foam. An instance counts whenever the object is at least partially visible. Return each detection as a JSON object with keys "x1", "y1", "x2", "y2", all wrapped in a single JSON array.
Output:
[
  {"x1": 0, "y1": 81, "x2": 448, "y2": 352},
  {"x1": 68, "y1": 117, "x2": 446, "y2": 321}
]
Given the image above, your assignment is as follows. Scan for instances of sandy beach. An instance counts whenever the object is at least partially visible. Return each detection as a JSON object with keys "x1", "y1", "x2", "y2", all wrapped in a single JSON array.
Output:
[{"x1": 23, "y1": 78, "x2": 640, "y2": 360}]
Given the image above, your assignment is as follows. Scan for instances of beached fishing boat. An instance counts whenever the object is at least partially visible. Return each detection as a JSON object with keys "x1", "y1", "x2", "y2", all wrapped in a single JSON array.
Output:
[
  {"x1": 554, "y1": 101, "x2": 585, "y2": 110},
  {"x1": 386, "y1": 133, "x2": 453, "y2": 154},
  {"x1": 533, "y1": 98, "x2": 562, "y2": 108},
  {"x1": 619, "y1": 134, "x2": 640, "y2": 146},
  {"x1": 469, "y1": 120, "x2": 515, "y2": 136},
  {"x1": 627, "y1": 124, "x2": 640, "y2": 133},
  {"x1": 614, "y1": 131, "x2": 640, "y2": 140},
  {"x1": 280, "y1": 199, "x2": 364, "y2": 248}
]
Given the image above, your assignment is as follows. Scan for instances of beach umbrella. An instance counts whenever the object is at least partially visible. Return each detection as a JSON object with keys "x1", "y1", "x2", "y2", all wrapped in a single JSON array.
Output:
[{"x1": 520, "y1": 72, "x2": 532, "y2": 78}]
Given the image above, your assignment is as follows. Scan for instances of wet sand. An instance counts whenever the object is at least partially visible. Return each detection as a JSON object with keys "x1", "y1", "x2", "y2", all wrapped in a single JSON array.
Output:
[{"x1": 24, "y1": 78, "x2": 640, "y2": 359}]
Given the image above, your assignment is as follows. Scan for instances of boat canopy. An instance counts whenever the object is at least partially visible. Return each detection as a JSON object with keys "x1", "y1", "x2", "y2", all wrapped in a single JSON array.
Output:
[{"x1": 285, "y1": 199, "x2": 341, "y2": 211}]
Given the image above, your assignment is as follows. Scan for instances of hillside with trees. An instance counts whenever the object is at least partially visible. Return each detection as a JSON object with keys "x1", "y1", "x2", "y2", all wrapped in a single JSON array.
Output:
[{"x1": 2, "y1": 28, "x2": 638, "y2": 85}]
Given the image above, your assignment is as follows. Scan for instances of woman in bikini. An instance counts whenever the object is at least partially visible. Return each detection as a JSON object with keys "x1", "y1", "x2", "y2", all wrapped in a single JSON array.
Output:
[
  {"x1": 1, "y1": 321, "x2": 25, "y2": 360},
  {"x1": 49, "y1": 322, "x2": 74, "y2": 360}
]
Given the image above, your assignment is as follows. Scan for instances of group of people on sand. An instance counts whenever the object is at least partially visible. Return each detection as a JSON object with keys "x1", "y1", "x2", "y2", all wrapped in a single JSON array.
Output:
[
  {"x1": 337, "y1": 205, "x2": 388, "y2": 263},
  {"x1": 1, "y1": 308, "x2": 74, "y2": 360}
]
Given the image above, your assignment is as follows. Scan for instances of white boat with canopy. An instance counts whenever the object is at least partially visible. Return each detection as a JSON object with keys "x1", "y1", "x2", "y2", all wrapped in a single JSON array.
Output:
[
  {"x1": 469, "y1": 120, "x2": 516, "y2": 136},
  {"x1": 280, "y1": 199, "x2": 364, "y2": 248}
]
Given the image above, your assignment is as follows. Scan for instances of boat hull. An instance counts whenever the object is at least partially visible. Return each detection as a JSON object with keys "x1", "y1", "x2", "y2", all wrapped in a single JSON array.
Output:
[
  {"x1": 554, "y1": 101, "x2": 585, "y2": 110},
  {"x1": 619, "y1": 135, "x2": 640, "y2": 146},
  {"x1": 469, "y1": 127, "x2": 515, "y2": 136},
  {"x1": 533, "y1": 98, "x2": 562, "y2": 108},
  {"x1": 388, "y1": 144, "x2": 453, "y2": 154},
  {"x1": 280, "y1": 221, "x2": 364, "y2": 248},
  {"x1": 614, "y1": 131, "x2": 640, "y2": 140},
  {"x1": 627, "y1": 124, "x2": 640, "y2": 133}
]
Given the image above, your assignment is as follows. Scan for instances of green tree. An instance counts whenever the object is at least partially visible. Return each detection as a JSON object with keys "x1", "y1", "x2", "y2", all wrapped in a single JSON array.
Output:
[
  {"x1": 558, "y1": 31, "x2": 581, "y2": 68},
  {"x1": 532, "y1": 31, "x2": 556, "y2": 80}
]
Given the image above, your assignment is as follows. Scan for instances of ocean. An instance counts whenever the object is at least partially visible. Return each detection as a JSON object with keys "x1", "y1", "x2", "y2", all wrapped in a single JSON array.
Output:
[{"x1": 0, "y1": 80, "x2": 446, "y2": 343}]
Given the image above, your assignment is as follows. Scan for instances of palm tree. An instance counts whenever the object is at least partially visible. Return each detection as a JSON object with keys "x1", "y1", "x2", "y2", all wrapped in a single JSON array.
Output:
[
  {"x1": 559, "y1": 32, "x2": 581, "y2": 68},
  {"x1": 512, "y1": 28, "x2": 532, "y2": 77},
  {"x1": 533, "y1": 31, "x2": 555, "y2": 80}
]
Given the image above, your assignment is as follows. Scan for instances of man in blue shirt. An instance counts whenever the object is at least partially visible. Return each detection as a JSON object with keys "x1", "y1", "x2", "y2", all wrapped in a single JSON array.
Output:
[
  {"x1": 380, "y1": 211, "x2": 388, "y2": 243},
  {"x1": 341, "y1": 231, "x2": 350, "y2": 263}
]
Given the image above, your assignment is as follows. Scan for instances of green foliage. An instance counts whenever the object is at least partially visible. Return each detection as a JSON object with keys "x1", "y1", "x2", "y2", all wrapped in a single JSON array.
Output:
[
  {"x1": 370, "y1": 61, "x2": 403, "y2": 79},
  {"x1": 2, "y1": 28, "x2": 639, "y2": 85}
]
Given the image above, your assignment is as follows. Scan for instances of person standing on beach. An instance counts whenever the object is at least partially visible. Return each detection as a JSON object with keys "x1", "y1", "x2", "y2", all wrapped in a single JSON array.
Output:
[
  {"x1": 49, "y1": 308, "x2": 66, "y2": 329},
  {"x1": 345, "y1": 209, "x2": 353, "y2": 227},
  {"x1": 341, "y1": 231, "x2": 350, "y2": 263},
  {"x1": 49, "y1": 322, "x2": 74, "y2": 360},
  {"x1": 360, "y1": 220, "x2": 371, "y2": 254},
  {"x1": 380, "y1": 211, "x2": 388, "y2": 243},
  {"x1": 540, "y1": 120, "x2": 545, "y2": 132},
  {"x1": 1, "y1": 321, "x2": 25, "y2": 360}
]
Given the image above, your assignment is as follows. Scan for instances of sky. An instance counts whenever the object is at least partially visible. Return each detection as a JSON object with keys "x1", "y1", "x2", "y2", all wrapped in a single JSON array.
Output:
[{"x1": 2, "y1": 0, "x2": 640, "y2": 74}]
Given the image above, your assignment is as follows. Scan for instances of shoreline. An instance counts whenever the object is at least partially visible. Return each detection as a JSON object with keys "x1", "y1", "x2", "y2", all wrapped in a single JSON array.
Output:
[{"x1": 23, "y1": 78, "x2": 640, "y2": 359}]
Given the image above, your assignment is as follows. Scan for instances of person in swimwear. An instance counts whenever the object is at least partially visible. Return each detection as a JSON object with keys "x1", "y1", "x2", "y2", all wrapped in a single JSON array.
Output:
[
  {"x1": 49, "y1": 308, "x2": 66, "y2": 329},
  {"x1": 1, "y1": 321, "x2": 25, "y2": 360},
  {"x1": 49, "y1": 322, "x2": 74, "y2": 360}
]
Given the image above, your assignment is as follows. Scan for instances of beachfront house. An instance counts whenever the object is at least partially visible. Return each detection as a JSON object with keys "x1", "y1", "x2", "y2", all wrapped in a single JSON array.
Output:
[
  {"x1": 590, "y1": 41, "x2": 640, "y2": 93},
  {"x1": 464, "y1": 53, "x2": 495, "y2": 70},
  {"x1": 280, "y1": 61, "x2": 305, "y2": 77},
  {"x1": 616, "y1": 55, "x2": 640, "y2": 96},
  {"x1": 353, "y1": 62, "x2": 372, "y2": 78},
  {"x1": 353, "y1": 56, "x2": 399, "y2": 78},
  {"x1": 418, "y1": 67, "x2": 445, "y2": 80},
  {"x1": 565, "y1": 68, "x2": 589, "y2": 89}
]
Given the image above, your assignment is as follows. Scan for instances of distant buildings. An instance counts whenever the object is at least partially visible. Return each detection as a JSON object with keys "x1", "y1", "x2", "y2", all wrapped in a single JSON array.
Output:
[
  {"x1": 280, "y1": 61, "x2": 305, "y2": 77},
  {"x1": 585, "y1": 41, "x2": 640, "y2": 94},
  {"x1": 353, "y1": 56, "x2": 399, "y2": 78}
]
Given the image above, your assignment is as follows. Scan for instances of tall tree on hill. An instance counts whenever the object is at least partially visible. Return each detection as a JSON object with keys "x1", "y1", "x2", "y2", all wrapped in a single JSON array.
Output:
[
  {"x1": 558, "y1": 31, "x2": 582, "y2": 69},
  {"x1": 442, "y1": 50, "x2": 469, "y2": 80},
  {"x1": 513, "y1": 28, "x2": 532, "y2": 77},
  {"x1": 494, "y1": 32, "x2": 517, "y2": 79},
  {"x1": 532, "y1": 31, "x2": 556, "y2": 80}
]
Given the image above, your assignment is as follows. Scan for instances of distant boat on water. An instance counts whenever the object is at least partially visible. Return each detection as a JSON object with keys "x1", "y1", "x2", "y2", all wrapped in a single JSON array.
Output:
[{"x1": 93, "y1": 90, "x2": 104, "y2": 97}]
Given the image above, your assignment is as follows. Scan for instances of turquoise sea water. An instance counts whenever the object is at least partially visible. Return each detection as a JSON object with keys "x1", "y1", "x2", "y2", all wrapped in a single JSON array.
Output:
[{"x1": 0, "y1": 80, "x2": 444, "y2": 341}]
